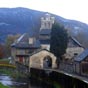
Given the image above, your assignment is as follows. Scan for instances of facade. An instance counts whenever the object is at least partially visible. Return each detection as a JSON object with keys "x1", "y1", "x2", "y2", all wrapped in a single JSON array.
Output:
[
  {"x1": 74, "y1": 49, "x2": 88, "y2": 75},
  {"x1": 11, "y1": 13, "x2": 55, "y2": 66},
  {"x1": 29, "y1": 49, "x2": 57, "y2": 69},
  {"x1": 64, "y1": 36, "x2": 84, "y2": 60},
  {"x1": 11, "y1": 33, "x2": 41, "y2": 66},
  {"x1": 59, "y1": 36, "x2": 85, "y2": 74}
]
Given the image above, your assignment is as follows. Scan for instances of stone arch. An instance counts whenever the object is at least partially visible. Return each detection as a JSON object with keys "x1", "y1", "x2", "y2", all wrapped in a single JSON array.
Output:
[{"x1": 43, "y1": 55, "x2": 52, "y2": 68}]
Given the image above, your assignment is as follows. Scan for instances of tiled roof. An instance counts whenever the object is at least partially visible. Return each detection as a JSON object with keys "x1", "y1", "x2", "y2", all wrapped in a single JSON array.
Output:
[{"x1": 74, "y1": 49, "x2": 88, "y2": 62}]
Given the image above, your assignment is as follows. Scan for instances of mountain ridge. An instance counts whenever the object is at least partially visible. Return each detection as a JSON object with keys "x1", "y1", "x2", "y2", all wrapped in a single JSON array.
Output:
[{"x1": 0, "y1": 7, "x2": 88, "y2": 48}]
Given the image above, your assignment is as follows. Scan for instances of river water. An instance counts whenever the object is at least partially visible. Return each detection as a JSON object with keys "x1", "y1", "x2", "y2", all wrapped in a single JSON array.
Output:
[{"x1": 0, "y1": 74, "x2": 55, "y2": 88}]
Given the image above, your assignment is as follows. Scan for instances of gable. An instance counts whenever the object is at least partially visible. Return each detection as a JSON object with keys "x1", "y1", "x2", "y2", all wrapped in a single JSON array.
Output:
[
  {"x1": 67, "y1": 37, "x2": 83, "y2": 48},
  {"x1": 29, "y1": 49, "x2": 57, "y2": 68}
]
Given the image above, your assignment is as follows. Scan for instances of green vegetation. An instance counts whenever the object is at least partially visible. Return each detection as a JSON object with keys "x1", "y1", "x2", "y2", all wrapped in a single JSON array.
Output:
[
  {"x1": 0, "y1": 58, "x2": 10, "y2": 63},
  {"x1": 0, "y1": 68, "x2": 15, "y2": 76},
  {"x1": 0, "y1": 83, "x2": 9, "y2": 88},
  {"x1": 0, "y1": 68, "x2": 27, "y2": 81},
  {"x1": 50, "y1": 22, "x2": 68, "y2": 62},
  {"x1": 5, "y1": 34, "x2": 21, "y2": 57}
]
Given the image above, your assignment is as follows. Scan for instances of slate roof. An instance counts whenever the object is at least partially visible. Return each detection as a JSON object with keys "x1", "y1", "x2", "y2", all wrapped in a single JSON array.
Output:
[
  {"x1": 74, "y1": 49, "x2": 88, "y2": 62},
  {"x1": 68, "y1": 36, "x2": 84, "y2": 48},
  {"x1": 39, "y1": 29, "x2": 51, "y2": 35},
  {"x1": 40, "y1": 39, "x2": 50, "y2": 44},
  {"x1": 11, "y1": 33, "x2": 41, "y2": 49}
]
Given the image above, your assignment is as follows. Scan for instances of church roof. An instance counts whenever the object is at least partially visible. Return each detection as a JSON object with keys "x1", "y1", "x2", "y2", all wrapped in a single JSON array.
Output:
[
  {"x1": 11, "y1": 33, "x2": 41, "y2": 49},
  {"x1": 40, "y1": 39, "x2": 50, "y2": 44},
  {"x1": 39, "y1": 29, "x2": 51, "y2": 35}
]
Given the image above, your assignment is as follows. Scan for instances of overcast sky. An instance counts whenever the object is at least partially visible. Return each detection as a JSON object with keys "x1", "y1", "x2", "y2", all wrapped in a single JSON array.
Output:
[{"x1": 0, "y1": 0, "x2": 88, "y2": 24}]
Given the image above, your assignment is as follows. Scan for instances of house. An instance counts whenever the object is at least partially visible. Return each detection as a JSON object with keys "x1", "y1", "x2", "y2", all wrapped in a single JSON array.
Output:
[
  {"x1": 29, "y1": 49, "x2": 57, "y2": 69},
  {"x1": 64, "y1": 36, "x2": 84, "y2": 60},
  {"x1": 59, "y1": 36, "x2": 85, "y2": 73},
  {"x1": 74, "y1": 49, "x2": 88, "y2": 75},
  {"x1": 11, "y1": 33, "x2": 41, "y2": 65},
  {"x1": 11, "y1": 13, "x2": 55, "y2": 66}
]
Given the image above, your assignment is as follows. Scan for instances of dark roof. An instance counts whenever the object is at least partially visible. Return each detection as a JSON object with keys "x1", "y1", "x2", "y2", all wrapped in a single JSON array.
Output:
[
  {"x1": 39, "y1": 29, "x2": 51, "y2": 35},
  {"x1": 74, "y1": 49, "x2": 88, "y2": 62},
  {"x1": 40, "y1": 39, "x2": 50, "y2": 44},
  {"x1": 71, "y1": 37, "x2": 83, "y2": 47},
  {"x1": 68, "y1": 36, "x2": 84, "y2": 48},
  {"x1": 11, "y1": 33, "x2": 41, "y2": 48}
]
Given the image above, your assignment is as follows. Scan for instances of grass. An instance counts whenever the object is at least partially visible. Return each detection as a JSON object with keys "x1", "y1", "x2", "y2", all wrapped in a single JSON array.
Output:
[{"x1": 0, "y1": 83, "x2": 9, "y2": 88}]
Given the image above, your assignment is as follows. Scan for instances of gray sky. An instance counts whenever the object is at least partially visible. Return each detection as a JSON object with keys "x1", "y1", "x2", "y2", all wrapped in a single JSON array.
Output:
[{"x1": 0, "y1": 0, "x2": 88, "y2": 24}]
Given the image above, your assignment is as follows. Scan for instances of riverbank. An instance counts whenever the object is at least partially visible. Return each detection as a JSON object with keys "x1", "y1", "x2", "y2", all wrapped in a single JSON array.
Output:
[
  {"x1": 0, "y1": 83, "x2": 9, "y2": 88},
  {"x1": 0, "y1": 68, "x2": 29, "y2": 82}
]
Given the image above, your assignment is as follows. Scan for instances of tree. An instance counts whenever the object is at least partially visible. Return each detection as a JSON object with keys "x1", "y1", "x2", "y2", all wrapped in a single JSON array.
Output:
[
  {"x1": 5, "y1": 34, "x2": 21, "y2": 57},
  {"x1": 50, "y1": 22, "x2": 68, "y2": 61}
]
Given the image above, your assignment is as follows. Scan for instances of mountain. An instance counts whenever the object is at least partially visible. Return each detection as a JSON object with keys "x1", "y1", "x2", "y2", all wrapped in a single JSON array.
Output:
[{"x1": 0, "y1": 7, "x2": 88, "y2": 48}]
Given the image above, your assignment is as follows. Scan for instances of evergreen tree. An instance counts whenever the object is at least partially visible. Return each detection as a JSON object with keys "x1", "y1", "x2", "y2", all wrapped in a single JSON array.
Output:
[{"x1": 50, "y1": 22, "x2": 68, "y2": 60}]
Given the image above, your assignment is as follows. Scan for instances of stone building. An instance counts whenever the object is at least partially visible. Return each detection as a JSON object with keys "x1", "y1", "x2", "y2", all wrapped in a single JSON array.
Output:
[
  {"x1": 64, "y1": 36, "x2": 84, "y2": 60},
  {"x1": 74, "y1": 49, "x2": 88, "y2": 75},
  {"x1": 11, "y1": 13, "x2": 55, "y2": 66},
  {"x1": 29, "y1": 49, "x2": 57, "y2": 69},
  {"x1": 59, "y1": 36, "x2": 85, "y2": 74},
  {"x1": 11, "y1": 33, "x2": 41, "y2": 65}
]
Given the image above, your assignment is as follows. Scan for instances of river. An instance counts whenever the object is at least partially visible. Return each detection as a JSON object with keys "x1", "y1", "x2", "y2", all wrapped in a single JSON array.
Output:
[{"x1": 0, "y1": 74, "x2": 56, "y2": 88}]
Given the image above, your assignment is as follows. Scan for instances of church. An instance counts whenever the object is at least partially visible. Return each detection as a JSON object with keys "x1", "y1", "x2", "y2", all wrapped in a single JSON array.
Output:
[{"x1": 11, "y1": 13, "x2": 55, "y2": 66}]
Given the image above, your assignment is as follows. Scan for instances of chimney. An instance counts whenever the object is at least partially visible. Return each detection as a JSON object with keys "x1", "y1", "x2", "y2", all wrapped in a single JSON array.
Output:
[{"x1": 29, "y1": 37, "x2": 34, "y2": 44}]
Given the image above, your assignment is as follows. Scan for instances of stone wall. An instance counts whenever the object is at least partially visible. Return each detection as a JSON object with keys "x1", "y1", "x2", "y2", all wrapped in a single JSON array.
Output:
[
  {"x1": 59, "y1": 62, "x2": 74, "y2": 73},
  {"x1": 66, "y1": 47, "x2": 84, "y2": 59}
]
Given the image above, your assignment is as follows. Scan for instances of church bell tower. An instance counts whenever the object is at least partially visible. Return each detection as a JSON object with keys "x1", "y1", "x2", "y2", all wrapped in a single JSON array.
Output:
[
  {"x1": 40, "y1": 13, "x2": 54, "y2": 30},
  {"x1": 39, "y1": 13, "x2": 55, "y2": 50}
]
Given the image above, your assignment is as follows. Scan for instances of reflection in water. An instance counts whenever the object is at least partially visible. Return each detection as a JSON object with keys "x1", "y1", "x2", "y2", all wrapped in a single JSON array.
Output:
[
  {"x1": 0, "y1": 75, "x2": 27, "y2": 87},
  {"x1": 0, "y1": 75, "x2": 56, "y2": 88},
  {"x1": 0, "y1": 75, "x2": 13, "y2": 86}
]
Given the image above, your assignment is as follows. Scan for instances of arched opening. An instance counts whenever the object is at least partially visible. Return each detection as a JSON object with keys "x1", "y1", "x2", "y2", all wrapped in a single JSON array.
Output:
[{"x1": 43, "y1": 56, "x2": 52, "y2": 68}]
